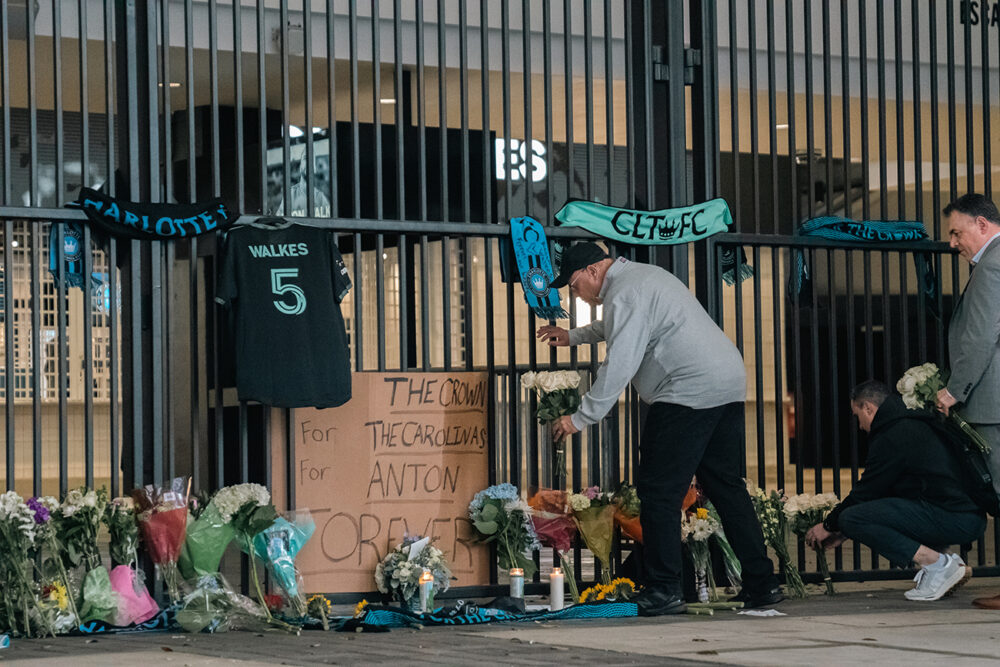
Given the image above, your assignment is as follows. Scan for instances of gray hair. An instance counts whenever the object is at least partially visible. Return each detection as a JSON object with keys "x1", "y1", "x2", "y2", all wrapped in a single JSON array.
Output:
[{"x1": 849, "y1": 380, "x2": 891, "y2": 407}]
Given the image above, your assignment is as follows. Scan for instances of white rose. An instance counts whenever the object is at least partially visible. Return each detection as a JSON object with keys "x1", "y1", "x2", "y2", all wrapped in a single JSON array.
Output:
[
  {"x1": 520, "y1": 371, "x2": 537, "y2": 391},
  {"x1": 901, "y1": 394, "x2": 921, "y2": 409},
  {"x1": 896, "y1": 374, "x2": 916, "y2": 396},
  {"x1": 558, "y1": 371, "x2": 581, "y2": 390}
]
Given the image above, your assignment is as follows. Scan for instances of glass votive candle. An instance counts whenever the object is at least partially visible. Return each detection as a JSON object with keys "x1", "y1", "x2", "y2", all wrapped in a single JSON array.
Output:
[{"x1": 509, "y1": 567, "x2": 525, "y2": 598}]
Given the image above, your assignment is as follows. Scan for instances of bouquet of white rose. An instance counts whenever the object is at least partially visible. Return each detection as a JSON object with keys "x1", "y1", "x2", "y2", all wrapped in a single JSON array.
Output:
[
  {"x1": 784, "y1": 492, "x2": 840, "y2": 595},
  {"x1": 746, "y1": 481, "x2": 806, "y2": 598},
  {"x1": 681, "y1": 507, "x2": 721, "y2": 602},
  {"x1": 897, "y1": 363, "x2": 990, "y2": 453},
  {"x1": 521, "y1": 370, "x2": 582, "y2": 487}
]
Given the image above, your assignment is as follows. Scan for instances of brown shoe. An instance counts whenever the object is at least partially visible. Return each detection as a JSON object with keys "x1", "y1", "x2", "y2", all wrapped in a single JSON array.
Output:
[{"x1": 972, "y1": 592, "x2": 1000, "y2": 610}]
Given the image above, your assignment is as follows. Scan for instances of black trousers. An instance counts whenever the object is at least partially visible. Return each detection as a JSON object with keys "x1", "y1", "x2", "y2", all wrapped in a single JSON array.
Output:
[{"x1": 637, "y1": 401, "x2": 776, "y2": 596}]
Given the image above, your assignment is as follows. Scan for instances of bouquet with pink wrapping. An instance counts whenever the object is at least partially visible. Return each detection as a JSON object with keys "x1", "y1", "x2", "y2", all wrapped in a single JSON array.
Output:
[{"x1": 103, "y1": 498, "x2": 158, "y2": 626}]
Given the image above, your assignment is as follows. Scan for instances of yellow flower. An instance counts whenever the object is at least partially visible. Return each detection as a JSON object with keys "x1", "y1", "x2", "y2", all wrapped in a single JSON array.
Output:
[
  {"x1": 353, "y1": 599, "x2": 369, "y2": 617},
  {"x1": 46, "y1": 582, "x2": 69, "y2": 611},
  {"x1": 696, "y1": 507, "x2": 709, "y2": 520}
]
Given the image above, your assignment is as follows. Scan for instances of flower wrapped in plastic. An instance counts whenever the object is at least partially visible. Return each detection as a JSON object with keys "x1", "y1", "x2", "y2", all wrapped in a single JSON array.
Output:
[
  {"x1": 469, "y1": 483, "x2": 541, "y2": 579},
  {"x1": 102, "y1": 497, "x2": 158, "y2": 626},
  {"x1": 527, "y1": 488, "x2": 580, "y2": 603},
  {"x1": 746, "y1": 480, "x2": 806, "y2": 598},
  {"x1": 569, "y1": 487, "x2": 616, "y2": 585},
  {"x1": 611, "y1": 482, "x2": 643, "y2": 544},
  {"x1": 178, "y1": 497, "x2": 236, "y2": 581},
  {"x1": 26, "y1": 496, "x2": 81, "y2": 630},
  {"x1": 682, "y1": 507, "x2": 721, "y2": 602},
  {"x1": 784, "y1": 492, "x2": 840, "y2": 595},
  {"x1": 251, "y1": 511, "x2": 315, "y2": 618},
  {"x1": 175, "y1": 573, "x2": 282, "y2": 634},
  {"x1": 57, "y1": 487, "x2": 116, "y2": 624},
  {"x1": 897, "y1": 362, "x2": 990, "y2": 453},
  {"x1": 374, "y1": 536, "x2": 452, "y2": 611},
  {"x1": 704, "y1": 502, "x2": 742, "y2": 591},
  {"x1": 521, "y1": 371, "x2": 582, "y2": 487},
  {"x1": 132, "y1": 477, "x2": 189, "y2": 603}
]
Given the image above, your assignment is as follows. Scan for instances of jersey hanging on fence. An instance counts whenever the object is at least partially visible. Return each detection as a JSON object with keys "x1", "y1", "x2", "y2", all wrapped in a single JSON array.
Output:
[{"x1": 216, "y1": 218, "x2": 353, "y2": 408}]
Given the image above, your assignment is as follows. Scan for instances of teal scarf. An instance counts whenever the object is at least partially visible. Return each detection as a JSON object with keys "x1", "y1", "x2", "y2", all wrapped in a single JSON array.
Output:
[{"x1": 554, "y1": 198, "x2": 751, "y2": 283}]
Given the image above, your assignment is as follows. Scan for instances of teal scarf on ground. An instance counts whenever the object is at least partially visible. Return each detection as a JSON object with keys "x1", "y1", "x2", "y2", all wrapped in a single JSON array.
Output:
[{"x1": 553, "y1": 198, "x2": 752, "y2": 284}]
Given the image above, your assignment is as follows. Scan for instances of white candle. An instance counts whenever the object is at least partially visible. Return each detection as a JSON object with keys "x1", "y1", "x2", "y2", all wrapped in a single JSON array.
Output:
[
  {"x1": 549, "y1": 567, "x2": 565, "y2": 611},
  {"x1": 418, "y1": 569, "x2": 434, "y2": 613},
  {"x1": 509, "y1": 567, "x2": 525, "y2": 598}
]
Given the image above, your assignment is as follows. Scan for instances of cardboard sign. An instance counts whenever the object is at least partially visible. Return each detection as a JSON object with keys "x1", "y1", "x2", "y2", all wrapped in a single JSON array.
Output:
[{"x1": 288, "y1": 372, "x2": 491, "y2": 593}]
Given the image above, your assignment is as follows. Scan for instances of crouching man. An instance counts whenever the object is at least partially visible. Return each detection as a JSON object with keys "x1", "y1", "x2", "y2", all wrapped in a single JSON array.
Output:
[{"x1": 805, "y1": 380, "x2": 986, "y2": 601}]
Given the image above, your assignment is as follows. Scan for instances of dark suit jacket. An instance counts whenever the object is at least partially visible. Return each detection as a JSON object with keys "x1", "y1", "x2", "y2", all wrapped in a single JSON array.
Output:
[{"x1": 948, "y1": 234, "x2": 1000, "y2": 423}]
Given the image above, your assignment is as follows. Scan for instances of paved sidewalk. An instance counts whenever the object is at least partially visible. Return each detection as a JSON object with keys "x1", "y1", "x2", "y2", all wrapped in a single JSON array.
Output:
[{"x1": 5, "y1": 578, "x2": 1000, "y2": 666}]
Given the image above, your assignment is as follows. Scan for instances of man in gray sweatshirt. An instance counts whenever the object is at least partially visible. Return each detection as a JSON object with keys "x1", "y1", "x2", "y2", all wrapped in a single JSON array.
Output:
[{"x1": 539, "y1": 242, "x2": 780, "y2": 615}]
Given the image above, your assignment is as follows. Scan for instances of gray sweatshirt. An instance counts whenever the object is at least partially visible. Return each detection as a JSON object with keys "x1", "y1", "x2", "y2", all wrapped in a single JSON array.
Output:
[{"x1": 569, "y1": 257, "x2": 747, "y2": 431}]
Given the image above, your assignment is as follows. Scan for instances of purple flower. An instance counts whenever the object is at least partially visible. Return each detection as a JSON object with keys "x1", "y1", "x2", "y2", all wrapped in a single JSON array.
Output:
[
  {"x1": 583, "y1": 486, "x2": 600, "y2": 500},
  {"x1": 27, "y1": 497, "x2": 50, "y2": 524}
]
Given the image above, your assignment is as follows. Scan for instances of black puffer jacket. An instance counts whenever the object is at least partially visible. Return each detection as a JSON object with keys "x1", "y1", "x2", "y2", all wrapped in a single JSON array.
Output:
[{"x1": 823, "y1": 394, "x2": 982, "y2": 531}]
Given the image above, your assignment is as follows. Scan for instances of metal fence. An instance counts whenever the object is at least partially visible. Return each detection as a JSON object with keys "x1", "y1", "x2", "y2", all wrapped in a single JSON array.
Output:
[{"x1": 2, "y1": 0, "x2": 999, "y2": 594}]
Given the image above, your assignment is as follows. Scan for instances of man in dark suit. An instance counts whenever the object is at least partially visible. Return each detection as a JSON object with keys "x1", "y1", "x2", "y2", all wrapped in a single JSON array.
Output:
[{"x1": 935, "y1": 193, "x2": 1000, "y2": 610}]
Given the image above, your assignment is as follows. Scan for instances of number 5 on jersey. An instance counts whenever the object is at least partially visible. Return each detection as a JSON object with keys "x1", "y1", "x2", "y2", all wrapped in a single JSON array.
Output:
[{"x1": 271, "y1": 268, "x2": 307, "y2": 315}]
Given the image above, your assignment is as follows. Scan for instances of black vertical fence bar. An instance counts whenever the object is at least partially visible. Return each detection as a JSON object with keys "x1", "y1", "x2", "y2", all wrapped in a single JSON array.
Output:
[
  {"x1": 729, "y1": 0, "x2": 741, "y2": 227},
  {"x1": 583, "y1": 0, "x2": 594, "y2": 200},
  {"x1": 875, "y1": 1, "x2": 887, "y2": 220},
  {"x1": 353, "y1": 232, "x2": 364, "y2": 369},
  {"x1": 752, "y1": 246, "x2": 765, "y2": 484},
  {"x1": 350, "y1": 1, "x2": 362, "y2": 221},
  {"x1": 962, "y1": 0, "x2": 973, "y2": 192},
  {"x1": 501, "y1": 0, "x2": 512, "y2": 223},
  {"x1": 479, "y1": 0, "x2": 491, "y2": 225},
  {"x1": 459, "y1": 1, "x2": 471, "y2": 225},
  {"x1": 747, "y1": 0, "x2": 759, "y2": 232},
  {"x1": 807, "y1": 248, "x2": 821, "y2": 494},
  {"x1": 372, "y1": 0, "x2": 384, "y2": 222},
  {"x1": 930, "y1": 0, "x2": 941, "y2": 237},
  {"x1": 161, "y1": 0, "x2": 176, "y2": 482},
  {"x1": 54, "y1": 0, "x2": 64, "y2": 204},
  {"x1": 785, "y1": 0, "x2": 797, "y2": 225},
  {"x1": 983, "y1": 0, "x2": 993, "y2": 198},
  {"x1": 522, "y1": 0, "x2": 533, "y2": 215},
  {"x1": 821, "y1": 0, "x2": 833, "y2": 218},
  {"x1": 625, "y1": 0, "x2": 635, "y2": 208},
  {"x1": 841, "y1": 1, "x2": 852, "y2": 221},
  {"x1": 543, "y1": 1, "x2": 554, "y2": 223},
  {"x1": 899, "y1": 251, "x2": 910, "y2": 366},
  {"x1": 279, "y1": 1, "x2": 291, "y2": 206},
  {"x1": 945, "y1": 0, "x2": 957, "y2": 203},
  {"x1": 437, "y1": 0, "x2": 449, "y2": 222},
  {"x1": 26, "y1": 0, "x2": 36, "y2": 211},
  {"x1": 399, "y1": 232, "x2": 409, "y2": 369},
  {"x1": 151, "y1": 242, "x2": 164, "y2": 485},
  {"x1": 393, "y1": 0, "x2": 405, "y2": 230},
  {"x1": 327, "y1": 1, "x2": 339, "y2": 216},
  {"x1": 418, "y1": 1, "x2": 429, "y2": 223},
  {"x1": 0, "y1": 0, "x2": 8, "y2": 209},
  {"x1": 826, "y1": 249, "x2": 840, "y2": 492},
  {"x1": 844, "y1": 250, "x2": 859, "y2": 569},
  {"x1": 803, "y1": 0, "x2": 815, "y2": 220},
  {"x1": 239, "y1": 402, "x2": 248, "y2": 482},
  {"x1": 766, "y1": 0, "x2": 778, "y2": 237},
  {"x1": 566, "y1": 0, "x2": 576, "y2": 203},
  {"x1": 858, "y1": 0, "x2": 870, "y2": 221},
  {"x1": 255, "y1": 0, "x2": 266, "y2": 216},
  {"x1": 149, "y1": 0, "x2": 164, "y2": 487},
  {"x1": 31, "y1": 223, "x2": 41, "y2": 497},
  {"x1": 232, "y1": 1, "x2": 244, "y2": 213},
  {"x1": 770, "y1": 246, "x2": 785, "y2": 491},
  {"x1": 894, "y1": 0, "x2": 905, "y2": 217},
  {"x1": 304, "y1": 0, "x2": 315, "y2": 217},
  {"x1": 604, "y1": 0, "x2": 613, "y2": 204},
  {"x1": 109, "y1": 235, "x2": 119, "y2": 498},
  {"x1": 377, "y1": 234, "x2": 386, "y2": 370},
  {"x1": 3, "y1": 219, "x2": 13, "y2": 489},
  {"x1": 911, "y1": 0, "x2": 922, "y2": 225},
  {"x1": 442, "y1": 237, "x2": 452, "y2": 369},
  {"x1": 57, "y1": 220, "x2": 69, "y2": 495},
  {"x1": 420, "y1": 236, "x2": 430, "y2": 368}
]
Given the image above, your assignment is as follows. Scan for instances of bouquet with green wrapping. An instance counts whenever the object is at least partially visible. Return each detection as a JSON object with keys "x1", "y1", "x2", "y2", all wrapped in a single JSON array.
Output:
[
  {"x1": 175, "y1": 573, "x2": 276, "y2": 634},
  {"x1": 178, "y1": 497, "x2": 235, "y2": 580},
  {"x1": 251, "y1": 512, "x2": 315, "y2": 618},
  {"x1": 468, "y1": 483, "x2": 541, "y2": 578},
  {"x1": 57, "y1": 487, "x2": 116, "y2": 624}
]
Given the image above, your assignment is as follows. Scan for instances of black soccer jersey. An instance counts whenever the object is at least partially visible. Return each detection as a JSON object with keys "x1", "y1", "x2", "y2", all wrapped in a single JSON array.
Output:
[{"x1": 216, "y1": 218, "x2": 352, "y2": 408}]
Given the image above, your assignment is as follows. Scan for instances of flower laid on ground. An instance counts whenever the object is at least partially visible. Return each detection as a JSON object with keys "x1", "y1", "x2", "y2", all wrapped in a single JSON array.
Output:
[
  {"x1": 178, "y1": 495, "x2": 236, "y2": 581},
  {"x1": 27, "y1": 496, "x2": 81, "y2": 628},
  {"x1": 527, "y1": 488, "x2": 580, "y2": 603},
  {"x1": 704, "y1": 503, "x2": 742, "y2": 591},
  {"x1": 132, "y1": 478, "x2": 190, "y2": 603},
  {"x1": 522, "y1": 370, "x2": 582, "y2": 487},
  {"x1": 353, "y1": 599, "x2": 369, "y2": 618},
  {"x1": 569, "y1": 486, "x2": 616, "y2": 585},
  {"x1": 374, "y1": 536, "x2": 452, "y2": 610},
  {"x1": 102, "y1": 497, "x2": 158, "y2": 627},
  {"x1": 307, "y1": 594, "x2": 332, "y2": 630},
  {"x1": 58, "y1": 486, "x2": 116, "y2": 624},
  {"x1": 469, "y1": 483, "x2": 541, "y2": 578},
  {"x1": 174, "y1": 572, "x2": 290, "y2": 634},
  {"x1": 897, "y1": 362, "x2": 990, "y2": 453},
  {"x1": 682, "y1": 507, "x2": 722, "y2": 602},
  {"x1": 784, "y1": 492, "x2": 841, "y2": 595},
  {"x1": 578, "y1": 578, "x2": 637, "y2": 603},
  {"x1": 746, "y1": 480, "x2": 806, "y2": 598}
]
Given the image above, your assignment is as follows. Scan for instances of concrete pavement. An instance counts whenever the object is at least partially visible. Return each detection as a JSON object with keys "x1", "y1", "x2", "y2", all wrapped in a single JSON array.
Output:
[{"x1": 5, "y1": 578, "x2": 1000, "y2": 666}]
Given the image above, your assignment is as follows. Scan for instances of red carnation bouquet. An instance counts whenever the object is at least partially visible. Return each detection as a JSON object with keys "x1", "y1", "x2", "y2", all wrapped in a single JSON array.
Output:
[{"x1": 132, "y1": 477, "x2": 189, "y2": 603}]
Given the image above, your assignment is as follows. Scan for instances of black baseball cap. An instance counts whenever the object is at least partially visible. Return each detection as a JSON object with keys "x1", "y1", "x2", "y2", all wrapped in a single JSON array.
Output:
[{"x1": 550, "y1": 242, "x2": 610, "y2": 288}]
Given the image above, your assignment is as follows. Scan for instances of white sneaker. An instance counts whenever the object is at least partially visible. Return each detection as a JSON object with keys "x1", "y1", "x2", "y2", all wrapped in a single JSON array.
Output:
[{"x1": 904, "y1": 554, "x2": 970, "y2": 601}]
